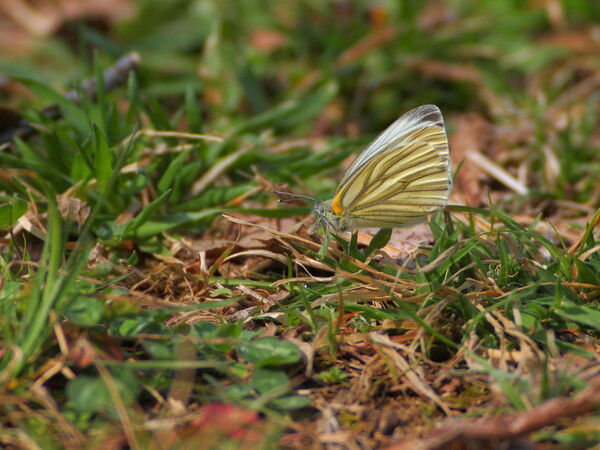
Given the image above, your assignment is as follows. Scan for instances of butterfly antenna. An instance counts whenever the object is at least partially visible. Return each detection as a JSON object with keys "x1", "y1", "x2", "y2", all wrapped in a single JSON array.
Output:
[
  {"x1": 272, "y1": 190, "x2": 318, "y2": 204},
  {"x1": 273, "y1": 190, "x2": 324, "y2": 234}
]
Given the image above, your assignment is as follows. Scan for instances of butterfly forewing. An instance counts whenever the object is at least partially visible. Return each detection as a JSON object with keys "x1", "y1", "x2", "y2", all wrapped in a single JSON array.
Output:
[
  {"x1": 332, "y1": 105, "x2": 451, "y2": 228},
  {"x1": 339, "y1": 104, "x2": 446, "y2": 184}
]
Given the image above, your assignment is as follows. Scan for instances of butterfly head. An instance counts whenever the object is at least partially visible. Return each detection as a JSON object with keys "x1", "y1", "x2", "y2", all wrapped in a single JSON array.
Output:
[{"x1": 312, "y1": 198, "x2": 348, "y2": 233}]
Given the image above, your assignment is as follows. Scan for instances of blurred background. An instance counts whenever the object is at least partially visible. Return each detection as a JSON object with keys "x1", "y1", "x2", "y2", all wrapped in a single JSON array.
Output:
[
  {"x1": 2, "y1": 0, "x2": 599, "y2": 214},
  {"x1": 2, "y1": 0, "x2": 600, "y2": 246}
]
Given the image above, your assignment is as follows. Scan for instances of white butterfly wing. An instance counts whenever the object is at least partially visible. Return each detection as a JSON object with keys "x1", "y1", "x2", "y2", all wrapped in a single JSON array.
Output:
[
  {"x1": 339, "y1": 105, "x2": 446, "y2": 184},
  {"x1": 330, "y1": 105, "x2": 451, "y2": 229}
]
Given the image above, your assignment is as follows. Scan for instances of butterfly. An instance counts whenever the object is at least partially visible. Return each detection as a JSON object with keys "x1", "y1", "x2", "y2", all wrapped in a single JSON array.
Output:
[{"x1": 310, "y1": 104, "x2": 452, "y2": 232}]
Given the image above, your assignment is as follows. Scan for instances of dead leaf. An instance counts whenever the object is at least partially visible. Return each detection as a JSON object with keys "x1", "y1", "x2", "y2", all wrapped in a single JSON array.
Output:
[
  {"x1": 449, "y1": 112, "x2": 492, "y2": 206},
  {"x1": 250, "y1": 29, "x2": 287, "y2": 52},
  {"x1": 57, "y1": 195, "x2": 91, "y2": 228}
]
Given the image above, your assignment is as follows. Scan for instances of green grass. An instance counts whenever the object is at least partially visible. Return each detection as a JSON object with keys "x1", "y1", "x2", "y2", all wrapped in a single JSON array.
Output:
[{"x1": 1, "y1": 0, "x2": 600, "y2": 448}]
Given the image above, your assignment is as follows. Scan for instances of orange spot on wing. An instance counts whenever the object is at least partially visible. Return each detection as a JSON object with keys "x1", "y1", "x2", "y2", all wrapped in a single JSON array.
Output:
[{"x1": 332, "y1": 193, "x2": 343, "y2": 215}]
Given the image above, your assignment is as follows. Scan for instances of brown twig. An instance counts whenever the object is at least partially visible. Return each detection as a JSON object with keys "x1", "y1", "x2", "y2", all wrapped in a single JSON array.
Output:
[{"x1": 386, "y1": 375, "x2": 600, "y2": 449}]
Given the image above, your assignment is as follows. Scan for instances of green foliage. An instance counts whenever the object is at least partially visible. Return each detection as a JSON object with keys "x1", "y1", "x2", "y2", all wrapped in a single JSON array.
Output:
[
  {"x1": 316, "y1": 366, "x2": 349, "y2": 384},
  {"x1": 0, "y1": 195, "x2": 27, "y2": 228},
  {"x1": 237, "y1": 337, "x2": 302, "y2": 367},
  {"x1": 66, "y1": 368, "x2": 139, "y2": 414}
]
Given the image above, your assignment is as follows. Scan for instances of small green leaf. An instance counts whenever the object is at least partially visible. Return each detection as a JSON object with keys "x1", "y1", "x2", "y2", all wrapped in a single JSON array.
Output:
[
  {"x1": 124, "y1": 189, "x2": 172, "y2": 237},
  {"x1": 316, "y1": 366, "x2": 348, "y2": 384},
  {"x1": 252, "y1": 368, "x2": 290, "y2": 395},
  {"x1": 126, "y1": 250, "x2": 138, "y2": 265},
  {"x1": 211, "y1": 287, "x2": 233, "y2": 296},
  {"x1": 574, "y1": 260, "x2": 598, "y2": 285},
  {"x1": 237, "y1": 337, "x2": 302, "y2": 367},
  {"x1": 1, "y1": 280, "x2": 21, "y2": 298},
  {"x1": 556, "y1": 301, "x2": 600, "y2": 330},
  {"x1": 71, "y1": 152, "x2": 93, "y2": 182},
  {"x1": 121, "y1": 169, "x2": 148, "y2": 196},
  {"x1": 92, "y1": 122, "x2": 114, "y2": 192},
  {"x1": 185, "y1": 86, "x2": 202, "y2": 132},
  {"x1": 131, "y1": 210, "x2": 222, "y2": 239},
  {"x1": 66, "y1": 377, "x2": 109, "y2": 413},
  {"x1": 92, "y1": 261, "x2": 114, "y2": 279},
  {"x1": 142, "y1": 340, "x2": 174, "y2": 360},
  {"x1": 93, "y1": 52, "x2": 107, "y2": 127},
  {"x1": 365, "y1": 228, "x2": 392, "y2": 257},
  {"x1": 0, "y1": 196, "x2": 28, "y2": 228},
  {"x1": 126, "y1": 71, "x2": 140, "y2": 125},
  {"x1": 64, "y1": 296, "x2": 104, "y2": 327},
  {"x1": 223, "y1": 382, "x2": 253, "y2": 401},
  {"x1": 66, "y1": 369, "x2": 138, "y2": 413},
  {"x1": 158, "y1": 150, "x2": 189, "y2": 193},
  {"x1": 175, "y1": 185, "x2": 251, "y2": 211},
  {"x1": 270, "y1": 395, "x2": 312, "y2": 410}
]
